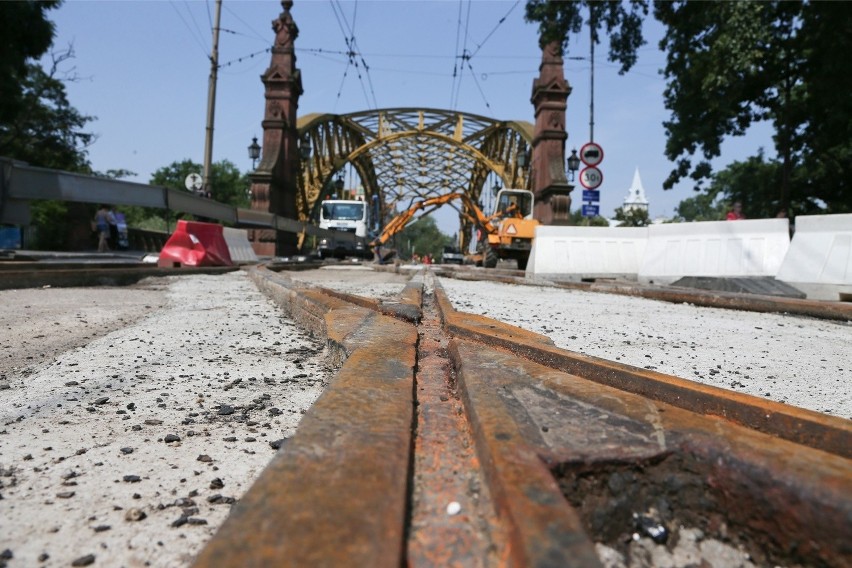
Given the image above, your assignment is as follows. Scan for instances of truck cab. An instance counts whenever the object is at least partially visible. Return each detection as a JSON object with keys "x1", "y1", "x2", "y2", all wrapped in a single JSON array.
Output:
[{"x1": 317, "y1": 199, "x2": 371, "y2": 259}]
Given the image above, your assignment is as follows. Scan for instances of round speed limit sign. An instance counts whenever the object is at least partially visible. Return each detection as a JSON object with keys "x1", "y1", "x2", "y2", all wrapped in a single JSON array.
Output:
[{"x1": 579, "y1": 166, "x2": 603, "y2": 190}]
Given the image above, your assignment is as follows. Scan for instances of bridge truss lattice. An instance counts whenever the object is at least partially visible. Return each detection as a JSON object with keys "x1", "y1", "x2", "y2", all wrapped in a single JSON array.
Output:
[{"x1": 297, "y1": 107, "x2": 533, "y2": 246}]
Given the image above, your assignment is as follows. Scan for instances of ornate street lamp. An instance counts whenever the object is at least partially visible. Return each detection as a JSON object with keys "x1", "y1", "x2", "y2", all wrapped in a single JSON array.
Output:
[
  {"x1": 334, "y1": 175, "x2": 345, "y2": 198},
  {"x1": 300, "y1": 132, "x2": 312, "y2": 161},
  {"x1": 248, "y1": 136, "x2": 261, "y2": 169},
  {"x1": 517, "y1": 143, "x2": 528, "y2": 170},
  {"x1": 567, "y1": 148, "x2": 581, "y2": 182}
]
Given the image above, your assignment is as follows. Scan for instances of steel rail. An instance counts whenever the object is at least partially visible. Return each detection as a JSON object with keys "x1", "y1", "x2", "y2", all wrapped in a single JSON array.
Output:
[
  {"x1": 190, "y1": 265, "x2": 849, "y2": 568},
  {"x1": 3, "y1": 263, "x2": 846, "y2": 565},
  {"x1": 409, "y1": 264, "x2": 852, "y2": 322}
]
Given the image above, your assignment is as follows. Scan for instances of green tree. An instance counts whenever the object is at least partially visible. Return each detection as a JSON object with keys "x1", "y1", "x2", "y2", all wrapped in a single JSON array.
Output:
[
  {"x1": 1, "y1": 44, "x2": 97, "y2": 250},
  {"x1": 0, "y1": 2, "x2": 98, "y2": 251},
  {"x1": 151, "y1": 159, "x2": 250, "y2": 209},
  {"x1": 654, "y1": 1, "x2": 852, "y2": 214},
  {"x1": 1, "y1": 53, "x2": 95, "y2": 171},
  {"x1": 0, "y1": 0, "x2": 61, "y2": 129},
  {"x1": 672, "y1": 191, "x2": 725, "y2": 222},
  {"x1": 613, "y1": 206, "x2": 650, "y2": 227},
  {"x1": 127, "y1": 159, "x2": 251, "y2": 232},
  {"x1": 569, "y1": 208, "x2": 610, "y2": 226},
  {"x1": 395, "y1": 216, "x2": 452, "y2": 260},
  {"x1": 525, "y1": 0, "x2": 648, "y2": 73}
]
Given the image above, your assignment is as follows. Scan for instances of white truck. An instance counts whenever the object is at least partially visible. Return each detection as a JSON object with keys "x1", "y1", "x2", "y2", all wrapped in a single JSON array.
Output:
[{"x1": 317, "y1": 198, "x2": 372, "y2": 259}]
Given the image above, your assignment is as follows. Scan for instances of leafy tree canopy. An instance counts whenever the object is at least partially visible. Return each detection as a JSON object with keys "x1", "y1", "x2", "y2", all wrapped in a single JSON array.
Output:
[
  {"x1": 0, "y1": 0, "x2": 61, "y2": 126},
  {"x1": 0, "y1": 0, "x2": 94, "y2": 173},
  {"x1": 395, "y1": 215, "x2": 452, "y2": 260},
  {"x1": 613, "y1": 206, "x2": 650, "y2": 227},
  {"x1": 1, "y1": 54, "x2": 95, "y2": 172},
  {"x1": 150, "y1": 159, "x2": 251, "y2": 209},
  {"x1": 525, "y1": 0, "x2": 648, "y2": 73},
  {"x1": 672, "y1": 191, "x2": 725, "y2": 223},
  {"x1": 655, "y1": 1, "x2": 852, "y2": 214},
  {"x1": 568, "y1": 208, "x2": 610, "y2": 226}
]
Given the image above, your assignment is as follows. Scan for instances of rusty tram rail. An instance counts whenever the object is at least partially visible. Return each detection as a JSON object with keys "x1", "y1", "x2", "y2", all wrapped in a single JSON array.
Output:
[{"x1": 190, "y1": 265, "x2": 850, "y2": 568}]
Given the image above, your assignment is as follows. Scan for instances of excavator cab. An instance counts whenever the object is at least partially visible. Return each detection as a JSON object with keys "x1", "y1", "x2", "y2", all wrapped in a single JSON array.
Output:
[
  {"x1": 495, "y1": 189, "x2": 533, "y2": 220},
  {"x1": 482, "y1": 189, "x2": 538, "y2": 270}
]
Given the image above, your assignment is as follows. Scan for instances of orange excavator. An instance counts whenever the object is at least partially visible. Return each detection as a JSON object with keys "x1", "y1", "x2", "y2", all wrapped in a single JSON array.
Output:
[{"x1": 371, "y1": 188, "x2": 539, "y2": 270}]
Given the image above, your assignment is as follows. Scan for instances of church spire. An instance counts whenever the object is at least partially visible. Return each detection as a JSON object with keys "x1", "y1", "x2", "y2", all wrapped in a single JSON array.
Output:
[{"x1": 623, "y1": 168, "x2": 649, "y2": 212}]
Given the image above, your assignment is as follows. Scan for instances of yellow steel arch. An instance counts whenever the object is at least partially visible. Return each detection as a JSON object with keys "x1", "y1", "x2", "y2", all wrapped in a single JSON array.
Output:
[{"x1": 296, "y1": 108, "x2": 533, "y2": 243}]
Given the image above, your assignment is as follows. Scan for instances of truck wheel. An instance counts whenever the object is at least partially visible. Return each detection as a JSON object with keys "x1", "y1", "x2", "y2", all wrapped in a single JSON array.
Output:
[{"x1": 516, "y1": 257, "x2": 528, "y2": 271}]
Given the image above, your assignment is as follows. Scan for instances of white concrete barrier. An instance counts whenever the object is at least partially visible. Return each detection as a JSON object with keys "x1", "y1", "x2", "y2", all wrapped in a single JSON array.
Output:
[
  {"x1": 222, "y1": 227, "x2": 259, "y2": 264},
  {"x1": 776, "y1": 213, "x2": 852, "y2": 301},
  {"x1": 526, "y1": 225, "x2": 648, "y2": 280},
  {"x1": 638, "y1": 219, "x2": 790, "y2": 285}
]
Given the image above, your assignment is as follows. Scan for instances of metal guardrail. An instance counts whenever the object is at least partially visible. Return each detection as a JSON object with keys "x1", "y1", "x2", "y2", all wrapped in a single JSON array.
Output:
[{"x1": 0, "y1": 157, "x2": 361, "y2": 245}]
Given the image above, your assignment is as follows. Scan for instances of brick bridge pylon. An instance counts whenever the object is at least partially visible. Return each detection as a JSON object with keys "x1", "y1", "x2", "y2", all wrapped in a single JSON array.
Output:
[
  {"x1": 249, "y1": 0, "x2": 573, "y2": 256},
  {"x1": 248, "y1": 0, "x2": 302, "y2": 256}
]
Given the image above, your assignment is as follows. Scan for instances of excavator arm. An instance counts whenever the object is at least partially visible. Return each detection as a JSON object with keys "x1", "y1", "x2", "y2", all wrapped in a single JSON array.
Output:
[{"x1": 371, "y1": 192, "x2": 497, "y2": 247}]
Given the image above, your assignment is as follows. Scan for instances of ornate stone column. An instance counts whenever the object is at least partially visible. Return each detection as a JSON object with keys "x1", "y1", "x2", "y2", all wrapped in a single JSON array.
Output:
[
  {"x1": 249, "y1": 0, "x2": 303, "y2": 256},
  {"x1": 530, "y1": 41, "x2": 573, "y2": 225}
]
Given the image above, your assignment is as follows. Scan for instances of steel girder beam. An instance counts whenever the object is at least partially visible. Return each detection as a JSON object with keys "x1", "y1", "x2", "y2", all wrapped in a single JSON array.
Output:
[{"x1": 296, "y1": 108, "x2": 533, "y2": 245}]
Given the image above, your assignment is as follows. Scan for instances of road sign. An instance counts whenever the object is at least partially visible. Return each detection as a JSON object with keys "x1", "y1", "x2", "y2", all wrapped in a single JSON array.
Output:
[
  {"x1": 185, "y1": 173, "x2": 203, "y2": 192},
  {"x1": 579, "y1": 166, "x2": 603, "y2": 190},
  {"x1": 582, "y1": 189, "x2": 600, "y2": 202},
  {"x1": 582, "y1": 204, "x2": 599, "y2": 217},
  {"x1": 579, "y1": 142, "x2": 604, "y2": 167}
]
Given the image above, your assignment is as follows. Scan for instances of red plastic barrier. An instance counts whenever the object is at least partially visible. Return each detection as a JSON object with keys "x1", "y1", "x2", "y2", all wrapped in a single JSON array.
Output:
[{"x1": 157, "y1": 220, "x2": 233, "y2": 267}]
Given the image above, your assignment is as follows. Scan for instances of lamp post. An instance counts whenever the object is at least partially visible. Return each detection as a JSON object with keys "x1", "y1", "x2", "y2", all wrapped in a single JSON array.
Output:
[
  {"x1": 334, "y1": 175, "x2": 345, "y2": 199},
  {"x1": 248, "y1": 137, "x2": 261, "y2": 169},
  {"x1": 517, "y1": 144, "x2": 528, "y2": 170},
  {"x1": 300, "y1": 132, "x2": 312, "y2": 161},
  {"x1": 567, "y1": 149, "x2": 581, "y2": 182}
]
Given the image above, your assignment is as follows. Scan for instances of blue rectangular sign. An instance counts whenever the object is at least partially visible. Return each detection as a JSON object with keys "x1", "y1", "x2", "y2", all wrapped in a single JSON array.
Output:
[
  {"x1": 582, "y1": 204, "x2": 599, "y2": 217},
  {"x1": 582, "y1": 190, "x2": 600, "y2": 202}
]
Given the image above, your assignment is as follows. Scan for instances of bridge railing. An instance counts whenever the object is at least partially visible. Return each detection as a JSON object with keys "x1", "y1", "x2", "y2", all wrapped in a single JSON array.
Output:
[{"x1": 0, "y1": 157, "x2": 361, "y2": 246}]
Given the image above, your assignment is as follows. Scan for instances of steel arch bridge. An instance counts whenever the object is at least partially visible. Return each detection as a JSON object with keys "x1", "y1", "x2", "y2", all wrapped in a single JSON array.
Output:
[{"x1": 296, "y1": 107, "x2": 534, "y2": 248}]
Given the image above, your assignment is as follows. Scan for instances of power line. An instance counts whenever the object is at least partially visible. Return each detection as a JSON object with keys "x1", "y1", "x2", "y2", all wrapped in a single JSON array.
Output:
[
  {"x1": 465, "y1": 59, "x2": 492, "y2": 110},
  {"x1": 328, "y1": 0, "x2": 378, "y2": 110},
  {"x1": 218, "y1": 46, "x2": 272, "y2": 70},
  {"x1": 169, "y1": 0, "x2": 208, "y2": 59},
  {"x1": 450, "y1": 0, "x2": 464, "y2": 108},
  {"x1": 222, "y1": 3, "x2": 268, "y2": 43},
  {"x1": 469, "y1": 0, "x2": 520, "y2": 59}
]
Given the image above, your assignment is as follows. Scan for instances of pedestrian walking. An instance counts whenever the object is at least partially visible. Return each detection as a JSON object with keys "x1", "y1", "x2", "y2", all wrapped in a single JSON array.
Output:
[{"x1": 94, "y1": 205, "x2": 112, "y2": 252}]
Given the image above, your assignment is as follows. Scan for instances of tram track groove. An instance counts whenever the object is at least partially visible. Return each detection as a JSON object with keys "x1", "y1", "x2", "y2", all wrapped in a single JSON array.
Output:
[
  {"x1": 215, "y1": 265, "x2": 848, "y2": 566},
  {"x1": 5, "y1": 263, "x2": 849, "y2": 566}
]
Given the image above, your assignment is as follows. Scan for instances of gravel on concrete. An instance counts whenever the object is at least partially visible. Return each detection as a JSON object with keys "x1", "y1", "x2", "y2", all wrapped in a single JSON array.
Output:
[
  {"x1": 0, "y1": 271, "x2": 331, "y2": 567},
  {"x1": 439, "y1": 277, "x2": 852, "y2": 419},
  {"x1": 286, "y1": 265, "x2": 410, "y2": 300}
]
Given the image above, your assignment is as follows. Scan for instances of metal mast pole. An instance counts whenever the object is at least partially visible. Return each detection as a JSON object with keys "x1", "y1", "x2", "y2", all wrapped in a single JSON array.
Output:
[
  {"x1": 202, "y1": 0, "x2": 223, "y2": 197},
  {"x1": 589, "y1": 10, "x2": 595, "y2": 143}
]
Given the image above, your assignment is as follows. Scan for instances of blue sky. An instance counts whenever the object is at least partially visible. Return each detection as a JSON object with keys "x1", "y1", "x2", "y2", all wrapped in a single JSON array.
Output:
[{"x1": 44, "y1": 0, "x2": 772, "y2": 234}]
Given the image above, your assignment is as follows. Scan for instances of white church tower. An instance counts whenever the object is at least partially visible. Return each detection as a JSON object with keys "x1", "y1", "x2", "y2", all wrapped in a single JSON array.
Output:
[{"x1": 623, "y1": 168, "x2": 649, "y2": 213}]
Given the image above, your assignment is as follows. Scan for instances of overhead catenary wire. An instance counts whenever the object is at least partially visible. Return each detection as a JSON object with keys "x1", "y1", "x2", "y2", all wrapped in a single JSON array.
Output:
[
  {"x1": 450, "y1": 0, "x2": 514, "y2": 110},
  {"x1": 169, "y1": 0, "x2": 209, "y2": 59},
  {"x1": 449, "y1": 0, "x2": 465, "y2": 108},
  {"x1": 468, "y1": 0, "x2": 520, "y2": 60},
  {"x1": 222, "y1": 2, "x2": 269, "y2": 43},
  {"x1": 329, "y1": 0, "x2": 379, "y2": 110},
  {"x1": 454, "y1": 1, "x2": 474, "y2": 109}
]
